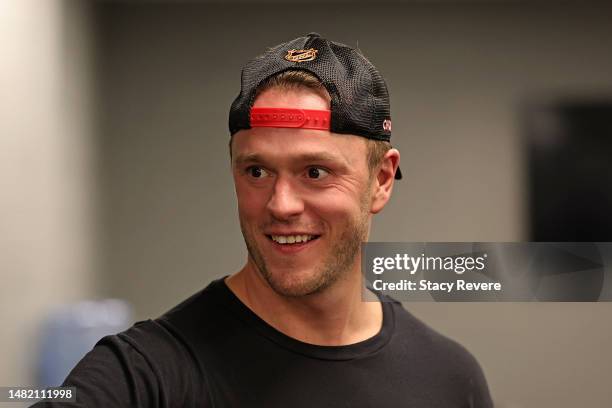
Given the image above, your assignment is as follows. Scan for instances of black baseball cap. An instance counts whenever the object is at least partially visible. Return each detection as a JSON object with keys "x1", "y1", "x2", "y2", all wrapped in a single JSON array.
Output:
[{"x1": 229, "y1": 32, "x2": 402, "y2": 180}]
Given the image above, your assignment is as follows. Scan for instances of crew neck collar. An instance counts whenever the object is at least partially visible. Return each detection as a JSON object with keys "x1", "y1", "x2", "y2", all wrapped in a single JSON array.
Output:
[{"x1": 212, "y1": 277, "x2": 395, "y2": 361}]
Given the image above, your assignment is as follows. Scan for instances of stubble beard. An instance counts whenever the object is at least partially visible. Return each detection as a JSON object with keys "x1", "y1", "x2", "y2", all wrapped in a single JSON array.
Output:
[{"x1": 240, "y1": 199, "x2": 371, "y2": 298}]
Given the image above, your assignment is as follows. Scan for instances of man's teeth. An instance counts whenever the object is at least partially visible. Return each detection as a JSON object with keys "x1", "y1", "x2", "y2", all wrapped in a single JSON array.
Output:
[{"x1": 271, "y1": 235, "x2": 315, "y2": 244}]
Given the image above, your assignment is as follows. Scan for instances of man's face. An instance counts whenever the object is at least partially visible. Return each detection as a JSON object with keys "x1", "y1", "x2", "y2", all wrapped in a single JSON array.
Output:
[{"x1": 231, "y1": 86, "x2": 374, "y2": 297}]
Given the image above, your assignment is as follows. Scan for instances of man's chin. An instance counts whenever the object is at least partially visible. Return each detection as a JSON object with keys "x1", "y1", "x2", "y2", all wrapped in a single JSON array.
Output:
[{"x1": 262, "y1": 269, "x2": 331, "y2": 298}]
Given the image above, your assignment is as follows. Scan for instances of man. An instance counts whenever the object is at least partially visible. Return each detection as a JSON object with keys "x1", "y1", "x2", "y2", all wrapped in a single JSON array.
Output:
[{"x1": 36, "y1": 33, "x2": 492, "y2": 407}]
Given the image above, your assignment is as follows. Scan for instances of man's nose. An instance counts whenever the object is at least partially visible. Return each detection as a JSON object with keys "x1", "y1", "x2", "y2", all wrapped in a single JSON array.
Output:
[{"x1": 266, "y1": 177, "x2": 304, "y2": 221}]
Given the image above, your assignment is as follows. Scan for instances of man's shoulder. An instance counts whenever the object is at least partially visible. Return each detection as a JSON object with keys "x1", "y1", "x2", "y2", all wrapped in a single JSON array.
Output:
[
  {"x1": 384, "y1": 299, "x2": 493, "y2": 406},
  {"x1": 388, "y1": 299, "x2": 487, "y2": 376},
  {"x1": 52, "y1": 279, "x2": 232, "y2": 407},
  {"x1": 86, "y1": 277, "x2": 231, "y2": 383},
  {"x1": 155, "y1": 277, "x2": 234, "y2": 337},
  {"x1": 35, "y1": 318, "x2": 209, "y2": 407}
]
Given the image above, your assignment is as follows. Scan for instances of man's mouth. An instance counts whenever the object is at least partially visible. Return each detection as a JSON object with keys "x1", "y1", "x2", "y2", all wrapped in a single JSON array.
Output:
[{"x1": 267, "y1": 234, "x2": 320, "y2": 245}]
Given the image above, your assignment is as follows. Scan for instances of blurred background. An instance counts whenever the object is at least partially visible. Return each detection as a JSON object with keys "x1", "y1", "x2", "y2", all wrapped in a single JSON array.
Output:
[{"x1": 2, "y1": 0, "x2": 612, "y2": 406}]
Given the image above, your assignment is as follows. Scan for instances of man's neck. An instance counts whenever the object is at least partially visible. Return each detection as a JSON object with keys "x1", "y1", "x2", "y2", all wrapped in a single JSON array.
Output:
[{"x1": 225, "y1": 263, "x2": 382, "y2": 346}]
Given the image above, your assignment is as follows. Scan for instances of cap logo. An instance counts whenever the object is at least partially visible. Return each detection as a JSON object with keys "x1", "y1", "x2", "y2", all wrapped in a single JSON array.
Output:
[
  {"x1": 284, "y1": 48, "x2": 318, "y2": 62},
  {"x1": 383, "y1": 119, "x2": 392, "y2": 132}
]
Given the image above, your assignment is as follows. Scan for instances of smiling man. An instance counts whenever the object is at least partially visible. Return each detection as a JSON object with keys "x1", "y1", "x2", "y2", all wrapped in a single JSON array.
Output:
[
  {"x1": 227, "y1": 71, "x2": 391, "y2": 346},
  {"x1": 35, "y1": 33, "x2": 492, "y2": 408}
]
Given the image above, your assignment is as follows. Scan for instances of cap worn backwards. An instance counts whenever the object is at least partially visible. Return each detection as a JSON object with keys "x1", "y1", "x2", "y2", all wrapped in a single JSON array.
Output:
[{"x1": 228, "y1": 32, "x2": 401, "y2": 179}]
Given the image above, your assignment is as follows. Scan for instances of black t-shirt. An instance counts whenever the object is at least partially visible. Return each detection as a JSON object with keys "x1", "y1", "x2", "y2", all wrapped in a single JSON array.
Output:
[{"x1": 34, "y1": 278, "x2": 493, "y2": 407}]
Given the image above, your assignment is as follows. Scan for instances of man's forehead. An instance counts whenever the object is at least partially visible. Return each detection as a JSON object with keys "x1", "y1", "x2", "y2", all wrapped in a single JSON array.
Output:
[{"x1": 232, "y1": 129, "x2": 367, "y2": 167}]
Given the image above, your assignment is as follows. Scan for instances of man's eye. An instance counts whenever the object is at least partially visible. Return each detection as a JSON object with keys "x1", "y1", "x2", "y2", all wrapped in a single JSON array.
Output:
[
  {"x1": 307, "y1": 167, "x2": 330, "y2": 179},
  {"x1": 247, "y1": 166, "x2": 269, "y2": 178}
]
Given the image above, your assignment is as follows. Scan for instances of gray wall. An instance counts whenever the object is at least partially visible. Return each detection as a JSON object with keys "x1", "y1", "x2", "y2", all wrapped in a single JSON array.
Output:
[
  {"x1": 0, "y1": 0, "x2": 98, "y2": 390},
  {"x1": 97, "y1": 3, "x2": 612, "y2": 407}
]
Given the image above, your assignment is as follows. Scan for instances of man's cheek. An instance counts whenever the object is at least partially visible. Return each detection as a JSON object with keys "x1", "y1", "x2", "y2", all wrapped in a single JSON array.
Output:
[{"x1": 238, "y1": 200, "x2": 268, "y2": 226}]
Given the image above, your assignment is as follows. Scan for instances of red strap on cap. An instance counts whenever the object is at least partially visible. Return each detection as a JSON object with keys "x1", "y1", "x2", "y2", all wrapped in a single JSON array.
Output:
[{"x1": 250, "y1": 108, "x2": 331, "y2": 130}]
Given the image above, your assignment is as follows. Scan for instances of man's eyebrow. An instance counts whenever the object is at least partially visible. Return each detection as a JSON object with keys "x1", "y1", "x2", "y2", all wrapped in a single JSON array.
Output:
[
  {"x1": 294, "y1": 152, "x2": 346, "y2": 163},
  {"x1": 233, "y1": 153, "x2": 264, "y2": 166},
  {"x1": 233, "y1": 152, "x2": 348, "y2": 166}
]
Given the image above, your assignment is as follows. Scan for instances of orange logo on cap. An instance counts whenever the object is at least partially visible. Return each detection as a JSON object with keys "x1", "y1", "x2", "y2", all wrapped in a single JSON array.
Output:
[{"x1": 284, "y1": 48, "x2": 318, "y2": 62}]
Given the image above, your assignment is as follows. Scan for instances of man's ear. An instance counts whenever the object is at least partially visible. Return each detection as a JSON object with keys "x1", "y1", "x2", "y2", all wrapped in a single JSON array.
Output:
[{"x1": 370, "y1": 148, "x2": 400, "y2": 214}]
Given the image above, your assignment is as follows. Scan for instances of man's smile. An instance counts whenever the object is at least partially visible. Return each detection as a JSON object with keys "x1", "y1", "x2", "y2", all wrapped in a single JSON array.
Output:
[
  {"x1": 268, "y1": 234, "x2": 319, "y2": 244},
  {"x1": 264, "y1": 233, "x2": 322, "y2": 254}
]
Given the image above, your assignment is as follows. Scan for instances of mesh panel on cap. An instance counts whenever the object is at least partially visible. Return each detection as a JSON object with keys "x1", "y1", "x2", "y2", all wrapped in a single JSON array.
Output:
[{"x1": 228, "y1": 33, "x2": 392, "y2": 142}]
